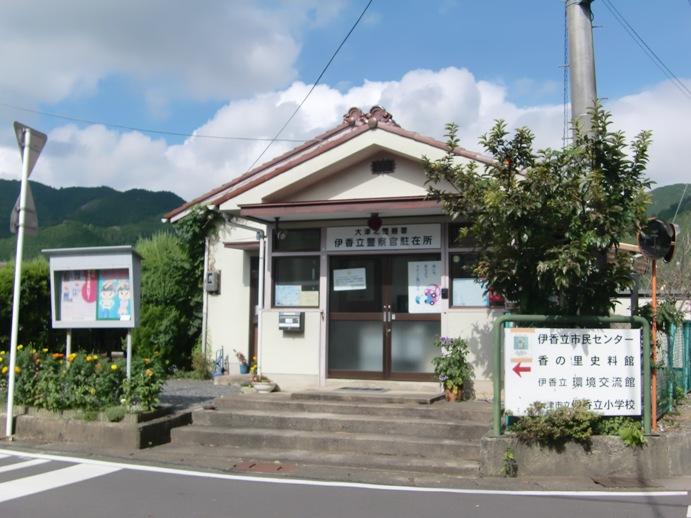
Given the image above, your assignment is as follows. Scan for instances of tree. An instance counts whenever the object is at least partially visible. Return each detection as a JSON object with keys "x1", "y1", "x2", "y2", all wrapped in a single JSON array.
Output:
[
  {"x1": 425, "y1": 104, "x2": 652, "y2": 316},
  {"x1": 132, "y1": 207, "x2": 223, "y2": 369}
]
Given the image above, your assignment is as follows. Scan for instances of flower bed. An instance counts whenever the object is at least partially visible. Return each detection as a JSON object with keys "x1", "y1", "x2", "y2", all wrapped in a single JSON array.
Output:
[{"x1": 0, "y1": 346, "x2": 166, "y2": 413}]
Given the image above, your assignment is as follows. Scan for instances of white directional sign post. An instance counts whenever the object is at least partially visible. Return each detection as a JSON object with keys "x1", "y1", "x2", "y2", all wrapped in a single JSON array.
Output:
[
  {"x1": 504, "y1": 327, "x2": 642, "y2": 416},
  {"x1": 5, "y1": 122, "x2": 47, "y2": 438}
]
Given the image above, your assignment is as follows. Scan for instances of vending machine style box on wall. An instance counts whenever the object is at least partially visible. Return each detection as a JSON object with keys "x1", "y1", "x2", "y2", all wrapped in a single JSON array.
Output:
[{"x1": 43, "y1": 246, "x2": 141, "y2": 329}]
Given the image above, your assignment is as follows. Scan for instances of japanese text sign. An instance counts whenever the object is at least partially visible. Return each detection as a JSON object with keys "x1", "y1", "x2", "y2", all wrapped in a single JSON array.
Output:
[
  {"x1": 326, "y1": 224, "x2": 440, "y2": 251},
  {"x1": 504, "y1": 327, "x2": 641, "y2": 416}
]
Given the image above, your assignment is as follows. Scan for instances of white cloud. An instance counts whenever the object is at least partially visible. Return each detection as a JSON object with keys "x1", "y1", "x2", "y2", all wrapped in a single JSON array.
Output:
[
  {"x1": 0, "y1": 67, "x2": 686, "y2": 201},
  {"x1": 0, "y1": 0, "x2": 346, "y2": 105}
]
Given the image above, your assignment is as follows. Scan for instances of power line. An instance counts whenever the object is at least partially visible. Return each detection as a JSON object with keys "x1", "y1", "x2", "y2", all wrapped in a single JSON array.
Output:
[
  {"x1": 600, "y1": 0, "x2": 691, "y2": 102},
  {"x1": 672, "y1": 183, "x2": 689, "y2": 224},
  {"x1": 244, "y1": 0, "x2": 374, "y2": 173},
  {"x1": 0, "y1": 101, "x2": 309, "y2": 143}
]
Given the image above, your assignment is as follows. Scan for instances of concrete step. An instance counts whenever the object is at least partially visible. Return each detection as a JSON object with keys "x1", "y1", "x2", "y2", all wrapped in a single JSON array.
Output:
[
  {"x1": 171, "y1": 426, "x2": 482, "y2": 460},
  {"x1": 158, "y1": 443, "x2": 480, "y2": 477},
  {"x1": 212, "y1": 394, "x2": 492, "y2": 423},
  {"x1": 190, "y1": 409, "x2": 489, "y2": 441},
  {"x1": 290, "y1": 390, "x2": 443, "y2": 405}
]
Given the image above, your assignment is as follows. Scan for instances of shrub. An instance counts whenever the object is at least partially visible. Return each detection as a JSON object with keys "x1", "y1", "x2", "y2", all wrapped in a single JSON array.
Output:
[
  {"x1": 124, "y1": 355, "x2": 166, "y2": 411},
  {"x1": 509, "y1": 401, "x2": 597, "y2": 449},
  {"x1": 104, "y1": 405, "x2": 127, "y2": 423},
  {"x1": 431, "y1": 336, "x2": 473, "y2": 397}
]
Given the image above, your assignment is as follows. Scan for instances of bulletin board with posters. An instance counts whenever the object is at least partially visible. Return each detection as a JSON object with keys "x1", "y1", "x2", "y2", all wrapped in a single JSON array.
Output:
[{"x1": 44, "y1": 246, "x2": 141, "y2": 329}]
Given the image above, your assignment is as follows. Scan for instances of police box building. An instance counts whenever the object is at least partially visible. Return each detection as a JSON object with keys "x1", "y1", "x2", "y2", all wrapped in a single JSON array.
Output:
[{"x1": 165, "y1": 106, "x2": 504, "y2": 396}]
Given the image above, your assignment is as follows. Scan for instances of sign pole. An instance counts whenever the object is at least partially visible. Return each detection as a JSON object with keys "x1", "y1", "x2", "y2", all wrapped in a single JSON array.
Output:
[
  {"x1": 651, "y1": 258, "x2": 658, "y2": 432},
  {"x1": 5, "y1": 129, "x2": 32, "y2": 439},
  {"x1": 65, "y1": 330, "x2": 72, "y2": 359},
  {"x1": 126, "y1": 331, "x2": 132, "y2": 380}
]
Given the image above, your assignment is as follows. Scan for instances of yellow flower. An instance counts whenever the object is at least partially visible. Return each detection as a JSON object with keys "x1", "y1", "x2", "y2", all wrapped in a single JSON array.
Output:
[
  {"x1": 89, "y1": 387, "x2": 96, "y2": 395},
  {"x1": 143, "y1": 358, "x2": 150, "y2": 365},
  {"x1": 17, "y1": 344, "x2": 23, "y2": 351},
  {"x1": 14, "y1": 366, "x2": 21, "y2": 374},
  {"x1": 67, "y1": 353, "x2": 77, "y2": 362},
  {"x1": 0, "y1": 356, "x2": 3, "y2": 363},
  {"x1": 1, "y1": 366, "x2": 7, "y2": 374},
  {"x1": 145, "y1": 368, "x2": 154, "y2": 378},
  {"x1": 42, "y1": 348, "x2": 49, "y2": 353},
  {"x1": 110, "y1": 364, "x2": 119, "y2": 371}
]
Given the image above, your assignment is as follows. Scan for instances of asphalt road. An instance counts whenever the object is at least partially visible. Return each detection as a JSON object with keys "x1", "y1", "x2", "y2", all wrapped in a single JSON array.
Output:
[{"x1": 0, "y1": 450, "x2": 688, "y2": 518}]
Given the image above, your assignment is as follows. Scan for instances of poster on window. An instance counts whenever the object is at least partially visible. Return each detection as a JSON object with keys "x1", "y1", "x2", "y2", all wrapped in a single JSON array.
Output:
[
  {"x1": 333, "y1": 268, "x2": 366, "y2": 291},
  {"x1": 60, "y1": 270, "x2": 98, "y2": 322},
  {"x1": 452, "y1": 278, "x2": 488, "y2": 306},
  {"x1": 275, "y1": 285, "x2": 301, "y2": 307},
  {"x1": 97, "y1": 269, "x2": 132, "y2": 321},
  {"x1": 408, "y1": 261, "x2": 442, "y2": 313}
]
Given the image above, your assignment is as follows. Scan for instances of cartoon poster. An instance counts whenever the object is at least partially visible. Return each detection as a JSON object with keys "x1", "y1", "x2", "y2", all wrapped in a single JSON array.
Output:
[
  {"x1": 97, "y1": 269, "x2": 131, "y2": 321},
  {"x1": 408, "y1": 261, "x2": 442, "y2": 314},
  {"x1": 59, "y1": 270, "x2": 98, "y2": 322}
]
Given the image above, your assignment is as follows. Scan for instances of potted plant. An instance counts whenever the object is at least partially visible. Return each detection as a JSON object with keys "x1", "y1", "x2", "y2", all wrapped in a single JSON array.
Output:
[
  {"x1": 432, "y1": 336, "x2": 473, "y2": 401},
  {"x1": 233, "y1": 349, "x2": 250, "y2": 374},
  {"x1": 249, "y1": 360, "x2": 276, "y2": 393}
]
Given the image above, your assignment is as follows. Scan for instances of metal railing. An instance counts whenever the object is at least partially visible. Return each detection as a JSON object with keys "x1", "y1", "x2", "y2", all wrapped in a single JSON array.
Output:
[
  {"x1": 657, "y1": 320, "x2": 691, "y2": 417},
  {"x1": 492, "y1": 314, "x2": 651, "y2": 436}
]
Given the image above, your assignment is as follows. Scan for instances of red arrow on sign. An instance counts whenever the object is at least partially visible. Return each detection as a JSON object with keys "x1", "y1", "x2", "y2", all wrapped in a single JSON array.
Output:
[{"x1": 512, "y1": 362, "x2": 531, "y2": 377}]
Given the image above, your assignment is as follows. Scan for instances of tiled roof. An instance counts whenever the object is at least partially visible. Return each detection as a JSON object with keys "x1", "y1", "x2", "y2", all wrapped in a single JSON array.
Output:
[{"x1": 164, "y1": 106, "x2": 491, "y2": 221}]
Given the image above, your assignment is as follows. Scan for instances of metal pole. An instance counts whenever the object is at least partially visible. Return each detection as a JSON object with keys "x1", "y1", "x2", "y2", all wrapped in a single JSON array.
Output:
[
  {"x1": 126, "y1": 331, "x2": 132, "y2": 380},
  {"x1": 5, "y1": 129, "x2": 31, "y2": 439},
  {"x1": 200, "y1": 236, "x2": 210, "y2": 358},
  {"x1": 566, "y1": 0, "x2": 598, "y2": 133},
  {"x1": 651, "y1": 259, "x2": 657, "y2": 431},
  {"x1": 256, "y1": 232, "x2": 265, "y2": 377},
  {"x1": 65, "y1": 330, "x2": 72, "y2": 360}
]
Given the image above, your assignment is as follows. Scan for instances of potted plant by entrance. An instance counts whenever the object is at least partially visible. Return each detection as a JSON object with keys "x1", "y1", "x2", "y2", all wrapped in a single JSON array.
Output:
[
  {"x1": 233, "y1": 349, "x2": 250, "y2": 374},
  {"x1": 432, "y1": 336, "x2": 473, "y2": 401},
  {"x1": 249, "y1": 361, "x2": 276, "y2": 393}
]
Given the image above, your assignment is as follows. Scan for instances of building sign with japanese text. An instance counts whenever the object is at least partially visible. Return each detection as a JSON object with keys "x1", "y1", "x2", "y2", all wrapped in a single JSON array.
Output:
[
  {"x1": 326, "y1": 224, "x2": 441, "y2": 251},
  {"x1": 504, "y1": 327, "x2": 641, "y2": 416}
]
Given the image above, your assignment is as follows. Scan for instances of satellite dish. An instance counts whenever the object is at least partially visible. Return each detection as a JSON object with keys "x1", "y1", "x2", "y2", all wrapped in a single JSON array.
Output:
[{"x1": 638, "y1": 218, "x2": 678, "y2": 262}]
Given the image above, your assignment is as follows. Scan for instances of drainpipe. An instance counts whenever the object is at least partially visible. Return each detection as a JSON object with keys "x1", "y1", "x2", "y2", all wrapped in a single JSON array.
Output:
[{"x1": 200, "y1": 236, "x2": 210, "y2": 358}]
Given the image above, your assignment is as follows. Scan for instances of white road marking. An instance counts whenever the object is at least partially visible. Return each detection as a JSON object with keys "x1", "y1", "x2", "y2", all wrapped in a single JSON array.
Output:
[
  {"x1": 686, "y1": 504, "x2": 691, "y2": 517},
  {"x1": 0, "y1": 463, "x2": 121, "y2": 503},
  {"x1": 0, "y1": 448, "x2": 686, "y2": 498},
  {"x1": 0, "y1": 458, "x2": 49, "y2": 473}
]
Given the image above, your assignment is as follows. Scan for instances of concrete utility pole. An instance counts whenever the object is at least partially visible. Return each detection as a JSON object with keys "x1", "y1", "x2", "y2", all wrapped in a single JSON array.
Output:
[{"x1": 566, "y1": 0, "x2": 597, "y2": 133}]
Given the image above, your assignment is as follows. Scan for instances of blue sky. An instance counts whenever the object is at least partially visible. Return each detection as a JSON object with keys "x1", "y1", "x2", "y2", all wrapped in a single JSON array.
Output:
[{"x1": 0, "y1": 0, "x2": 690, "y2": 200}]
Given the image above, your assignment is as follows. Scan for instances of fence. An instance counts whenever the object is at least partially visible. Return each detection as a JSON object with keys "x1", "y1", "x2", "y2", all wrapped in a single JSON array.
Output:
[{"x1": 657, "y1": 320, "x2": 691, "y2": 418}]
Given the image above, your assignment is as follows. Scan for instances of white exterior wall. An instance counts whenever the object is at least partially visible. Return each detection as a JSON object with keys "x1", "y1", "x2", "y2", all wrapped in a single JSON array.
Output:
[
  {"x1": 205, "y1": 223, "x2": 260, "y2": 373},
  {"x1": 443, "y1": 309, "x2": 502, "y2": 398},
  {"x1": 259, "y1": 309, "x2": 321, "y2": 388}
]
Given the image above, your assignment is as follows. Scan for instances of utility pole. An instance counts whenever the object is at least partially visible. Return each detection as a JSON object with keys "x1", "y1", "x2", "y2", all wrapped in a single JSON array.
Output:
[{"x1": 566, "y1": 0, "x2": 597, "y2": 133}]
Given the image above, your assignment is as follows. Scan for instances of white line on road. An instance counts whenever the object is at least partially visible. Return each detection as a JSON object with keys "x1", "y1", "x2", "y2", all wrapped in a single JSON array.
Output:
[
  {"x1": 0, "y1": 448, "x2": 686, "y2": 498},
  {"x1": 0, "y1": 458, "x2": 49, "y2": 473},
  {"x1": 686, "y1": 504, "x2": 691, "y2": 517},
  {"x1": 0, "y1": 463, "x2": 121, "y2": 503}
]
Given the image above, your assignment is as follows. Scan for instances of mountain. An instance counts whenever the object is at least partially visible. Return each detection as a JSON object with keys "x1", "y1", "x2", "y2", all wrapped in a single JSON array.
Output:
[
  {"x1": 0, "y1": 180, "x2": 184, "y2": 259},
  {"x1": 647, "y1": 183, "x2": 691, "y2": 237}
]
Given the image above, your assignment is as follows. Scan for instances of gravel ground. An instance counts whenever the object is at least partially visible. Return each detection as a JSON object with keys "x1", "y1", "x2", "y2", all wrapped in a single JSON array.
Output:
[{"x1": 159, "y1": 378, "x2": 240, "y2": 410}]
